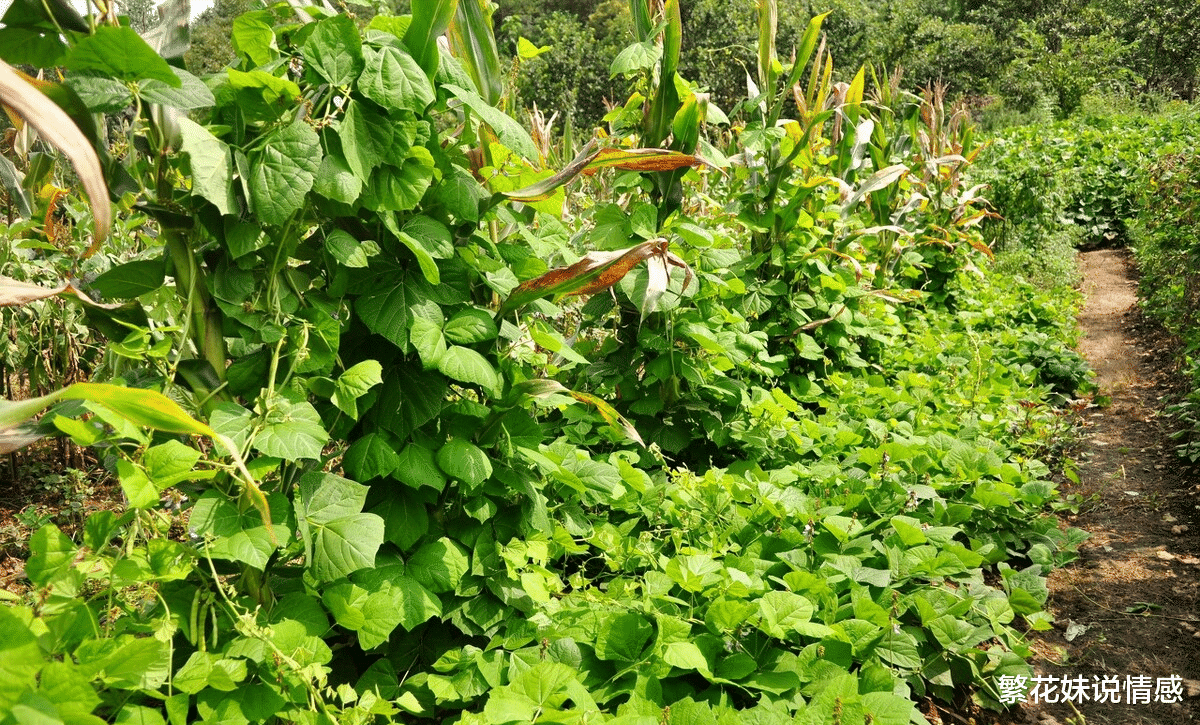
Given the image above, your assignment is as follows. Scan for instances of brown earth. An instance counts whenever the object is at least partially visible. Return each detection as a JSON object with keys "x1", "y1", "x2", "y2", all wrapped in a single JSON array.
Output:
[{"x1": 952, "y1": 248, "x2": 1200, "y2": 725}]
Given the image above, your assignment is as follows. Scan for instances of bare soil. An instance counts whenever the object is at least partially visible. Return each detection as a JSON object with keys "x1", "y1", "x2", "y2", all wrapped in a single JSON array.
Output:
[{"x1": 957, "y1": 248, "x2": 1200, "y2": 725}]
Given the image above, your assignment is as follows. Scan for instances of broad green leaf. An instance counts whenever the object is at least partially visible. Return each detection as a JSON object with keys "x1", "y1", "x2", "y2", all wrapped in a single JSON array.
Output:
[
  {"x1": 663, "y1": 642, "x2": 711, "y2": 675},
  {"x1": 297, "y1": 472, "x2": 385, "y2": 582},
  {"x1": 372, "y1": 364, "x2": 446, "y2": 439},
  {"x1": 250, "y1": 121, "x2": 320, "y2": 226},
  {"x1": 443, "y1": 308, "x2": 496, "y2": 343},
  {"x1": 0, "y1": 608, "x2": 38, "y2": 711},
  {"x1": 403, "y1": 215, "x2": 454, "y2": 258},
  {"x1": 369, "y1": 492, "x2": 428, "y2": 550},
  {"x1": 407, "y1": 537, "x2": 470, "y2": 593},
  {"x1": 298, "y1": 472, "x2": 369, "y2": 525},
  {"x1": 178, "y1": 118, "x2": 236, "y2": 216},
  {"x1": 343, "y1": 432, "x2": 402, "y2": 481},
  {"x1": 756, "y1": 591, "x2": 814, "y2": 639},
  {"x1": 444, "y1": 83, "x2": 538, "y2": 161},
  {"x1": 253, "y1": 397, "x2": 329, "y2": 461},
  {"x1": 366, "y1": 148, "x2": 436, "y2": 213},
  {"x1": 226, "y1": 68, "x2": 299, "y2": 101},
  {"x1": 143, "y1": 440, "x2": 202, "y2": 488},
  {"x1": 65, "y1": 26, "x2": 180, "y2": 86},
  {"x1": 90, "y1": 258, "x2": 165, "y2": 299},
  {"x1": 411, "y1": 316, "x2": 447, "y2": 368},
  {"x1": 313, "y1": 152, "x2": 362, "y2": 204},
  {"x1": 359, "y1": 45, "x2": 434, "y2": 113},
  {"x1": 393, "y1": 443, "x2": 446, "y2": 491},
  {"x1": 436, "y1": 346, "x2": 500, "y2": 395},
  {"x1": 610, "y1": 40, "x2": 661, "y2": 78},
  {"x1": 339, "y1": 101, "x2": 396, "y2": 181},
  {"x1": 355, "y1": 271, "x2": 414, "y2": 349},
  {"x1": 332, "y1": 360, "x2": 384, "y2": 419},
  {"x1": 25, "y1": 524, "x2": 75, "y2": 587},
  {"x1": 436, "y1": 438, "x2": 492, "y2": 489},
  {"x1": 69, "y1": 75, "x2": 131, "y2": 112},
  {"x1": 323, "y1": 578, "x2": 410, "y2": 649},
  {"x1": 140, "y1": 68, "x2": 215, "y2": 109},
  {"x1": 230, "y1": 11, "x2": 276, "y2": 66},
  {"x1": 302, "y1": 14, "x2": 363, "y2": 87},
  {"x1": 325, "y1": 229, "x2": 379, "y2": 268},
  {"x1": 432, "y1": 164, "x2": 487, "y2": 221},
  {"x1": 595, "y1": 613, "x2": 652, "y2": 662},
  {"x1": 93, "y1": 636, "x2": 170, "y2": 690},
  {"x1": 189, "y1": 491, "x2": 290, "y2": 570}
]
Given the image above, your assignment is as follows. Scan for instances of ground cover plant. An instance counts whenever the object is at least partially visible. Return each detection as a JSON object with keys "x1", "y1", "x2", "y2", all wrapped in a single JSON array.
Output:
[{"x1": 0, "y1": 1, "x2": 1093, "y2": 723}]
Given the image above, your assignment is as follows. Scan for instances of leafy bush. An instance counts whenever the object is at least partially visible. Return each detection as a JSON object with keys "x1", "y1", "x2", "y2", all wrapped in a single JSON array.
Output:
[{"x1": 0, "y1": 1, "x2": 1095, "y2": 723}]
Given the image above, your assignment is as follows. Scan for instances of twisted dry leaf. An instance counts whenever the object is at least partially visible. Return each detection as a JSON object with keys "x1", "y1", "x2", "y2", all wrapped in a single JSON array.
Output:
[{"x1": 0, "y1": 60, "x2": 110, "y2": 243}]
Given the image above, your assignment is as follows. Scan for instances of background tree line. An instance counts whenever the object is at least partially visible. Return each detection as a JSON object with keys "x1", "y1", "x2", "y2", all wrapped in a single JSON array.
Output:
[{"x1": 180, "y1": 0, "x2": 1198, "y2": 128}]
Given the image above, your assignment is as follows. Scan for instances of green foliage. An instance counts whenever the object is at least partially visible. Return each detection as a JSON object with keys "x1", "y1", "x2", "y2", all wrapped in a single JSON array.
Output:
[{"x1": 0, "y1": 3, "x2": 1098, "y2": 725}]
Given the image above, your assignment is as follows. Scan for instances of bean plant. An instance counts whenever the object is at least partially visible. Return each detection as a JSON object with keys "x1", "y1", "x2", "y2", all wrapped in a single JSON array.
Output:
[{"x1": 0, "y1": 1, "x2": 1093, "y2": 724}]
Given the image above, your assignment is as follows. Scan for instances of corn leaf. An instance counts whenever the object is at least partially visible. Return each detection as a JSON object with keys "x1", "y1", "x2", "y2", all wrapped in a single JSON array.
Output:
[
  {"x1": 447, "y1": 0, "x2": 503, "y2": 105},
  {"x1": 0, "y1": 60, "x2": 110, "y2": 244},
  {"x1": 496, "y1": 239, "x2": 693, "y2": 319},
  {"x1": 404, "y1": 0, "x2": 459, "y2": 79},
  {"x1": 499, "y1": 144, "x2": 706, "y2": 203}
]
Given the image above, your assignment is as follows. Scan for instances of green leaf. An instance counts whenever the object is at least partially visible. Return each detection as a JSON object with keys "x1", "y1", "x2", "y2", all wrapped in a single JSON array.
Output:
[
  {"x1": 189, "y1": 491, "x2": 290, "y2": 570},
  {"x1": 356, "y1": 270, "x2": 414, "y2": 349},
  {"x1": 332, "y1": 360, "x2": 383, "y2": 419},
  {"x1": 296, "y1": 472, "x2": 385, "y2": 582},
  {"x1": 117, "y1": 459, "x2": 158, "y2": 509},
  {"x1": 436, "y1": 346, "x2": 500, "y2": 395},
  {"x1": 436, "y1": 438, "x2": 492, "y2": 489},
  {"x1": 367, "y1": 148, "x2": 436, "y2": 213},
  {"x1": 663, "y1": 642, "x2": 711, "y2": 675},
  {"x1": 595, "y1": 613, "x2": 653, "y2": 662},
  {"x1": 393, "y1": 443, "x2": 446, "y2": 491},
  {"x1": 143, "y1": 440, "x2": 202, "y2": 489},
  {"x1": 298, "y1": 472, "x2": 368, "y2": 524},
  {"x1": 407, "y1": 537, "x2": 470, "y2": 593},
  {"x1": 343, "y1": 432, "x2": 402, "y2": 481},
  {"x1": 403, "y1": 215, "x2": 454, "y2": 258},
  {"x1": 444, "y1": 83, "x2": 538, "y2": 161},
  {"x1": 178, "y1": 118, "x2": 236, "y2": 216},
  {"x1": 253, "y1": 397, "x2": 329, "y2": 461},
  {"x1": 66, "y1": 26, "x2": 180, "y2": 86},
  {"x1": 90, "y1": 258, "x2": 165, "y2": 299},
  {"x1": 339, "y1": 101, "x2": 396, "y2": 181},
  {"x1": 302, "y1": 14, "x2": 363, "y2": 87},
  {"x1": 370, "y1": 493, "x2": 428, "y2": 550},
  {"x1": 359, "y1": 45, "x2": 435, "y2": 113},
  {"x1": 25, "y1": 524, "x2": 75, "y2": 588},
  {"x1": 411, "y1": 316, "x2": 447, "y2": 368},
  {"x1": 610, "y1": 40, "x2": 661, "y2": 78},
  {"x1": 443, "y1": 308, "x2": 496, "y2": 343},
  {"x1": 325, "y1": 230, "x2": 379, "y2": 268},
  {"x1": 403, "y1": 0, "x2": 458, "y2": 78},
  {"x1": 314, "y1": 152, "x2": 363, "y2": 205},
  {"x1": 371, "y1": 364, "x2": 446, "y2": 439},
  {"x1": 431, "y1": 164, "x2": 487, "y2": 221},
  {"x1": 250, "y1": 120, "x2": 320, "y2": 226},
  {"x1": 755, "y1": 591, "x2": 814, "y2": 639},
  {"x1": 140, "y1": 68, "x2": 215, "y2": 109},
  {"x1": 231, "y1": 10, "x2": 276, "y2": 66}
]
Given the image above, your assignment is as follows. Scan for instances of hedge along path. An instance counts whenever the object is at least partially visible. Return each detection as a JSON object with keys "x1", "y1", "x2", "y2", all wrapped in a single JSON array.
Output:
[{"x1": 1001, "y1": 248, "x2": 1200, "y2": 725}]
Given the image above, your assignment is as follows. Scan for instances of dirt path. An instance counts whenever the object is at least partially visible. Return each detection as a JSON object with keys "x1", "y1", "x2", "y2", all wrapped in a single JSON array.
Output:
[{"x1": 1010, "y1": 249, "x2": 1200, "y2": 724}]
